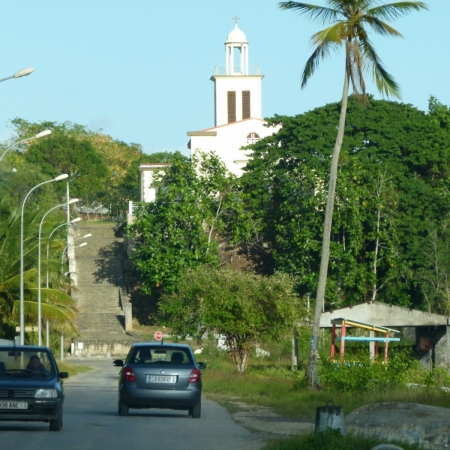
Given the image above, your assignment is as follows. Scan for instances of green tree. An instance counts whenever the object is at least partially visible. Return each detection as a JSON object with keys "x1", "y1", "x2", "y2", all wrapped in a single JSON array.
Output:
[
  {"x1": 241, "y1": 98, "x2": 449, "y2": 309},
  {"x1": 118, "y1": 151, "x2": 186, "y2": 210},
  {"x1": 0, "y1": 160, "x2": 62, "y2": 211},
  {"x1": 416, "y1": 218, "x2": 450, "y2": 315},
  {"x1": 129, "y1": 151, "x2": 241, "y2": 296},
  {"x1": 279, "y1": 0, "x2": 428, "y2": 387},
  {"x1": 0, "y1": 204, "x2": 77, "y2": 340},
  {"x1": 24, "y1": 133, "x2": 108, "y2": 204},
  {"x1": 8, "y1": 118, "x2": 148, "y2": 218},
  {"x1": 159, "y1": 266, "x2": 303, "y2": 373}
]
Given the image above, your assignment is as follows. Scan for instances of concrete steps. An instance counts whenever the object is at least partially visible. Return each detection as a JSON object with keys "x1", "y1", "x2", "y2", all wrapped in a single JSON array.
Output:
[{"x1": 71, "y1": 222, "x2": 134, "y2": 346}]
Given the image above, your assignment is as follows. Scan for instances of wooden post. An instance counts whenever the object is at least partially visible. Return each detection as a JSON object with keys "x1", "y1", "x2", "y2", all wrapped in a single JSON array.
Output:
[
  {"x1": 331, "y1": 324, "x2": 336, "y2": 359},
  {"x1": 340, "y1": 321, "x2": 346, "y2": 361},
  {"x1": 369, "y1": 330, "x2": 374, "y2": 360},
  {"x1": 384, "y1": 332, "x2": 390, "y2": 364},
  {"x1": 375, "y1": 331, "x2": 379, "y2": 361}
]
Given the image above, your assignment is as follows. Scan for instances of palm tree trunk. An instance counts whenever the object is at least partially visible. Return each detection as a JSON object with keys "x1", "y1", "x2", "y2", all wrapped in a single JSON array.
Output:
[{"x1": 306, "y1": 68, "x2": 349, "y2": 388}]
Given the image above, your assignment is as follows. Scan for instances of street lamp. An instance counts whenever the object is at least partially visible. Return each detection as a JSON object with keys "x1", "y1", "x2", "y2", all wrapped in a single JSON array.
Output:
[
  {"x1": 38, "y1": 199, "x2": 79, "y2": 345},
  {"x1": 20, "y1": 173, "x2": 68, "y2": 345},
  {"x1": 0, "y1": 67, "x2": 34, "y2": 83},
  {"x1": 0, "y1": 130, "x2": 51, "y2": 163},
  {"x1": 61, "y1": 241, "x2": 87, "y2": 269},
  {"x1": 45, "y1": 217, "x2": 81, "y2": 347},
  {"x1": 46, "y1": 218, "x2": 82, "y2": 287}
]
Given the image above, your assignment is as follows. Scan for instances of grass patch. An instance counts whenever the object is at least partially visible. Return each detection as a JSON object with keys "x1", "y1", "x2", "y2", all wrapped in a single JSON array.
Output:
[
  {"x1": 199, "y1": 340, "x2": 450, "y2": 420},
  {"x1": 263, "y1": 429, "x2": 423, "y2": 450},
  {"x1": 203, "y1": 365, "x2": 450, "y2": 420},
  {"x1": 56, "y1": 361, "x2": 92, "y2": 378}
]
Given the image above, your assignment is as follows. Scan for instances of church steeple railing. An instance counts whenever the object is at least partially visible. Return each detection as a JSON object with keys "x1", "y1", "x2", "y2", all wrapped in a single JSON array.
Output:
[{"x1": 213, "y1": 64, "x2": 261, "y2": 76}]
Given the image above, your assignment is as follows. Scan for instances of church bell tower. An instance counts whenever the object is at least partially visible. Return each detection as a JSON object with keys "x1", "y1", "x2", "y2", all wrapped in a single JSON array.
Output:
[{"x1": 211, "y1": 19, "x2": 264, "y2": 127}]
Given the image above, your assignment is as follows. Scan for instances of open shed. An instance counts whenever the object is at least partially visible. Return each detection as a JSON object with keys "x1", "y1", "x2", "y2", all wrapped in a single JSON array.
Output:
[
  {"x1": 320, "y1": 302, "x2": 450, "y2": 370},
  {"x1": 330, "y1": 317, "x2": 400, "y2": 363}
]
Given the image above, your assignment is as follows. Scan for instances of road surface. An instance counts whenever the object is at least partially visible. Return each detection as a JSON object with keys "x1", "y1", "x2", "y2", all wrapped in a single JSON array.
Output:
[{"x1": 0, "y1": 359, "x2": 263, "y2": 450}]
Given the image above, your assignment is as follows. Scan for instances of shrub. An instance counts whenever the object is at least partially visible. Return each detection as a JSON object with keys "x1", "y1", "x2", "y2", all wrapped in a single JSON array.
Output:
[{"x1": 319, "y1": 350, "x2": 423, "y2": 394}]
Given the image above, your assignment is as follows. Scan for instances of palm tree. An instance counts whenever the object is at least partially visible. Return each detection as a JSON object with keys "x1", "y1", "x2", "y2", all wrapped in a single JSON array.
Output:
[
  {"x1": 279, "y1": 0, "x2": 428, "y2": 387},
  {"x1": 0, "y1": 205, "x2": 77, "y2": 342}
]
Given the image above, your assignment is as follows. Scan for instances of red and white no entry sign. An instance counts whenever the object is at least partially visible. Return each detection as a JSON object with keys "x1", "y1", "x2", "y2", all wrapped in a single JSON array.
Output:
[{"x1": 154, "y1": 331, "x2": 163, "y2": 341}]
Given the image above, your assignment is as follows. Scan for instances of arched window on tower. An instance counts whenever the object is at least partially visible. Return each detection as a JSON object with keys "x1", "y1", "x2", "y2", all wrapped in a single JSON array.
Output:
[{"x1": 246, "y1": 132, "x2": 260, "y2": 145}]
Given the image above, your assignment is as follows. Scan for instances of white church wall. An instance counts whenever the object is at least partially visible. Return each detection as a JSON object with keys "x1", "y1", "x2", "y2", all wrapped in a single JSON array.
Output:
[{"x1": 190, "y1": 118, "x2": 280, "y2": 177}]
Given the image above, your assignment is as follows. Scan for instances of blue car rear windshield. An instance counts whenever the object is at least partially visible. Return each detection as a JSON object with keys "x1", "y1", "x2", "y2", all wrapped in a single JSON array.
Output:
[{"x1": 129, "y1": 347, "x2": 193, "y2": 365}]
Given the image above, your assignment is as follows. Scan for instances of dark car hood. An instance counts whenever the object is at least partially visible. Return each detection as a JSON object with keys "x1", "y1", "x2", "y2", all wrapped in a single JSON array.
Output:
[{"x1": 0, "y1": 377, "x2": 59, "y2": 389}]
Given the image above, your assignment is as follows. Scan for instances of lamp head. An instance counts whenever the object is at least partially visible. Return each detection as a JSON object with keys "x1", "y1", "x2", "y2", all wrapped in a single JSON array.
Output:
[
  {"x1": 14, "y1": 67, "x2": 34, "y2": 78},
  {"x1": 35, "y1": 130, "x2": 51, "y2": 139},
  {"x1": 54, "y1": 174, "x2": 69, "y2": 181}
]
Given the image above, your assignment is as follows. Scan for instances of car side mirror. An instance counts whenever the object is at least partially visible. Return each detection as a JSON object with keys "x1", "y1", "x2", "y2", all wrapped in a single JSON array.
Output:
[
  {"x1": 59, "y1": 372, "x2": 69, "y2": 379},
  {"x1": 197, "y1": 362, "x2": 207, "y2": 370},
  {"x1": 113, "y1": 359, "x2": 124, "y2": 367}
]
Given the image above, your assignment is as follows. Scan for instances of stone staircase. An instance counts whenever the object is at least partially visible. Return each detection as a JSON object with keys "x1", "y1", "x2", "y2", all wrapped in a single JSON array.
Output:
[{"x1": 71, "y1": 221, "x2": 136, "y2": 356}]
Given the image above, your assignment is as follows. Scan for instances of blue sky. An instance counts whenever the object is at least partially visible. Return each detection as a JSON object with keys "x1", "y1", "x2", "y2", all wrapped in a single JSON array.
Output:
[{"x1": 1, "y1": 1, "x2": 447, "y2": 156}]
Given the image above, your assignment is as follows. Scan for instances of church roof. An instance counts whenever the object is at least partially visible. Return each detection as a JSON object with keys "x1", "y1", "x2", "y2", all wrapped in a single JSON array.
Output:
[
  {"x1": 200, "y1": 117, "x2": 266, "y2": 132},
  {"x1": 226, "y1": 24, "x2": 248, "y2": 44}
]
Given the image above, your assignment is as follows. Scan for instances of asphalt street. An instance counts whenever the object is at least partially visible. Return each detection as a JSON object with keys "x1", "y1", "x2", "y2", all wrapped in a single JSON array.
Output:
[{"x1": 0, "y1": 359, "x2": 263, "y2": 450}]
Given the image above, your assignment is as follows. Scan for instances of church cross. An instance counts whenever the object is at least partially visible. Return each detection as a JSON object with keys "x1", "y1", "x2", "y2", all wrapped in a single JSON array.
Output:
[{"x1": 232, "y1": 15, "x2": 240, "y2": 25}]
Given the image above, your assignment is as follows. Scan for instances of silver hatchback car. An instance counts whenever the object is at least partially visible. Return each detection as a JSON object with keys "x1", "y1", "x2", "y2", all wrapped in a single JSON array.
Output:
[{"x1": 113, "y1": 343, "x2": 206, "y2": 418}]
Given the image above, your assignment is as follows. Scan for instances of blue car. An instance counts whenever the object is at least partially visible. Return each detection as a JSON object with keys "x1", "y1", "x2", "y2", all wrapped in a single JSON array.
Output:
[
  {"x1": 113, "y1": 343, "x2": 206, "y2": 418},
  {"x1": 0, "y1": 345, "x2": 68, "y2": 431}
]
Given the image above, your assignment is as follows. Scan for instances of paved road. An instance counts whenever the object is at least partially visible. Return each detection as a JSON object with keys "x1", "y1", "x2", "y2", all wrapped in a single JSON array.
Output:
[{"x1": 0, "y1": 359, "x2": 263, "y2": 450}]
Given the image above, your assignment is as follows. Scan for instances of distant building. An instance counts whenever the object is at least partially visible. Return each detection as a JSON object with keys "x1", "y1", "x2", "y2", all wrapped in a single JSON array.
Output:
[
  {"x1": 187, "y1": 22, "x2": 281, "y2": 177},
  {"x1": 132, "y1": 21, "x2": 280, "y2": 222}
]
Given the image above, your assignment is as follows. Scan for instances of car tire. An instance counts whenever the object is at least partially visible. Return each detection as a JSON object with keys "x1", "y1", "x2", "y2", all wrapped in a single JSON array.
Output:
[
  {"x1": 189, "y1": 401, "x2": 201, "y2": 419},
  {"x1": 118, "y1": 400, "x2": 129, "y2": 416},
  {"x1": 49, "y1": 407, "x2": 63, "y2": 431}
]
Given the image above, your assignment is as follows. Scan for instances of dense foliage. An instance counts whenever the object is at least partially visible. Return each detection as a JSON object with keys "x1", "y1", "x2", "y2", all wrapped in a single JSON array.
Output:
[
  {"x1": 129, "y1": 151, "x2": 242, "y2": 295},
  {"x1": 240, "y1": 97, "x2": 450, "y2": 312},
  {"x1": 4, "y1": 118, "x2": 158, "y2": 217},
  {"x1": 0, "y1": 203, "x2": 77, "y2": 339},
  {"x1": 160, "y1": 266, "x2": 304, "y2": 372}
]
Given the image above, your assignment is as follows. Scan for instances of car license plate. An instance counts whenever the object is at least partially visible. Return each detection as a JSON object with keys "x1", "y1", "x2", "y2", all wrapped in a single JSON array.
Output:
[
  {"x1": 0, "y1": 401, "x2": 28, "y2": 410},
  {"x1": 146, "y1": 375, "x2": 176, "y2": 383}
]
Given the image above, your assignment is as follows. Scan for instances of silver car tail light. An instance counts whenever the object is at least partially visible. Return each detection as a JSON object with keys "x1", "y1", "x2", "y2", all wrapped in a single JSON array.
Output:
[
  {"x1": 188, "y1": 368, "x2": 201, "y2": 384},
  {"x1": 123, "y1": 366, "x2": 135, "y2": 382}
]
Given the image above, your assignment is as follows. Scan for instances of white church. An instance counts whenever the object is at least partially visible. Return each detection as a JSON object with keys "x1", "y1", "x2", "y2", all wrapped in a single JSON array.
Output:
[{"x1": 136, "y1": 21, "x2": 281, "y2": 208}]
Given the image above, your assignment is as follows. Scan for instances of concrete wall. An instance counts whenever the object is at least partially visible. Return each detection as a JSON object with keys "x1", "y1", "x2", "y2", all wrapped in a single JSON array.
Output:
[{"x1": 71, "y1": 339, "x2": 133, "y2": 358}]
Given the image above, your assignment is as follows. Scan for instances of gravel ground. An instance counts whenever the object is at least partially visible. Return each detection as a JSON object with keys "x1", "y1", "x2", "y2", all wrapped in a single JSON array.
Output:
[{"x1": 228, "y1": 400, "x2": 450, "y2": 449}]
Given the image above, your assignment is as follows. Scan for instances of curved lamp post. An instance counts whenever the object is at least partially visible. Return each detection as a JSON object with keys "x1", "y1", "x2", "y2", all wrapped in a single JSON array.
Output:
[
  {"x1": 61, "y1": 241, "x2": 87, "y2": 270},
  {"x1": 60, "y1": 233, "x2": 92, "y2": 275},
  {"x1": 20, "y1": 173, "x2": 69, "y2": 345},
  {"x1": 0, "y1": 67, "x2": 34, "y2": 83},
  {"x1": 0, "y1": 129, "x2": 51, "y2": 164},
  {"x1": 38, "y1": 199, "x2": 79, "y2": 345},
  {"x1": 45, "y1": 217, "x2": 81, "y2": 348},
  {"x1": 46, "y1": 218, "x2": 82, "y2": 288}
]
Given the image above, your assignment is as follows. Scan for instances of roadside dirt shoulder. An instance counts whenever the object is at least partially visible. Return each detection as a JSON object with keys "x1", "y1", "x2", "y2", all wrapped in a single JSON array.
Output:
[
  {"x1": 212, "y1": 398, "x2": 450, "y2": 449},
  {"x1": 231, "y1": 402, "x2": 315, "y2": 439},
  {"x1": 208, "y1": 398, "x2": 314, "y2": 440}
]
